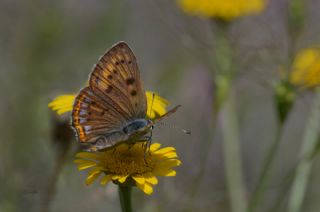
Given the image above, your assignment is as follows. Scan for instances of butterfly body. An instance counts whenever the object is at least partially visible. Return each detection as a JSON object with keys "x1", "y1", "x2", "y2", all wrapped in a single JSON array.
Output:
[{"x1": 90, "y1": 118, "x2": 153, "y2": 151}]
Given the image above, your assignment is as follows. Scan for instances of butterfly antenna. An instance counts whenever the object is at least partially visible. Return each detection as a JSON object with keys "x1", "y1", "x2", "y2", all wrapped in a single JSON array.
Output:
[
  {"x1": 149, "y1": 92, "x2": 155, "y2": 118},
  {"x1": 156, "y1": 122, "x2": 191, "y2": 135}
]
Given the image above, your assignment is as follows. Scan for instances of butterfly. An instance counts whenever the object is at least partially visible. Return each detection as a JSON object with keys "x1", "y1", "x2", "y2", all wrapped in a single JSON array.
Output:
[{"x1": 71, "y1": 42, "x2": 180, "y2": 151}]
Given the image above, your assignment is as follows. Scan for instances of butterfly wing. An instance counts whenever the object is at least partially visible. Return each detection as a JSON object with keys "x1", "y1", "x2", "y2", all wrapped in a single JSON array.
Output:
[
  {"x1": 89, "y1": 42, "x2": 147, "y2": 120},
  {"x1": 72, "y1": 87, "x2": 126, "y2": 144},
  {"x1": 72, "y1": 42, "x2": 147, "y2": 145}
]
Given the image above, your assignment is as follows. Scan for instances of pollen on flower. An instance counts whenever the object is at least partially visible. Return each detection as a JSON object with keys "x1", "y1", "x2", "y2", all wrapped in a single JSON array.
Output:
[
  {"x1": 74, "y1": 142, "x2": 181, "y2": 195},
  {"x1": 105, "y1": 148, "x2": 155, "y2": 175}
]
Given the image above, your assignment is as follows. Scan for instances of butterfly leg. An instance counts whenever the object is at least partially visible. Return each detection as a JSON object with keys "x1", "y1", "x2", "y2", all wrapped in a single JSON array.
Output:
[
  {"x1": 142, "y1": 141, "x2": 147, "y2": 163},
  {"x1": 147, "y1": 129, "x2": 152, "y2": 154},
  {"x1": 144, "y1": 134, "x2": 153, "y2": 164},
  {"x1": 139, "y1": 136, "x2": 151, "y2": 163}
]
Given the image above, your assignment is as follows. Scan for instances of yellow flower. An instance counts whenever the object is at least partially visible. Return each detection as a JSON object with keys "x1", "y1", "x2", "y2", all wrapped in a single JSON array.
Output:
[
  {"x1": 177, "y1": 0, "x2": 267, "y2": 20},
  {"x1": 146, "y1": 91, "x2": 169, "y2": 119},
  {"x1": 74, "y1": 142, "x2": 181, "y2": 195},
  {"x1": 290, "y1": 48, "x2": 320, "y2": 88},
  {"x1": 48, "y1": 95, "x2": 75, "y2": 115},
  {"x1": 48, "y1": 91, "x2": 169, "y2": 119}
]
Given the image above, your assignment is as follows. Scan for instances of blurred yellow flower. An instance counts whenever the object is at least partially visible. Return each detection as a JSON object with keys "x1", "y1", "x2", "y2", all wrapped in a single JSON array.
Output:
[
  {"x1": 48, "y1": 91, "x2": 169, "y2": 119},
  {"x1": 290, "y1": 48, "x2": 320, "y2": 88},
  {"x1": 48, "y1": 95, "x2": 75, "y2": 115},
  {"x1": 74, "y1": 142, "x2": 181, "y2": 195},
  {"x1": 177, "y1": 0, "x2": 267, "y2": 20}
]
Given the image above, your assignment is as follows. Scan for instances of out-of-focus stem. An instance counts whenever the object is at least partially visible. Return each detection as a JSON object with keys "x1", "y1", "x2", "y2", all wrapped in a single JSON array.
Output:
[
  {"x1": 288, "y1": 89, "x2": 320, "y2": 212},
  {"x1": 220, "y1": 91, "x2": 247, "y2": 212},
  {"x1": 248, "y1": 122, "x2": 283, "y2": 212},
  {"x1": 41, "y1": 149, "x2": 68, "y2": 212}
]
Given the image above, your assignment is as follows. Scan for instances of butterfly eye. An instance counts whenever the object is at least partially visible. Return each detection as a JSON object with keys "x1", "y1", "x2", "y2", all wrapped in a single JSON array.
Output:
[{"x1": 96, "y1": 136, "x2": 106, "y2": 146}]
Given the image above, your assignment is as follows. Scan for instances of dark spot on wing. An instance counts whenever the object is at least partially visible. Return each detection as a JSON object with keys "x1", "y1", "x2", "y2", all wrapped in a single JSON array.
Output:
[
  {"x1": 100, "y1": 111, "x2": 105, "y2": 116},
  {"x1": 115, "y1": 61, "x2": 119, "y2": 65},
  {"x1": 95, "y1": 77, "x2": 100, "y2": 85},
  {"x1": 121, "y1": 59, "x2": 125, "y2": 64},
  {"x1": 128, "y1": 60, "x2": 132, "y2": 64},
  {"x1": 106, "y1": 85, "x2": 113, "y2": 93},
  {"x1": 113, "y1": 69, "x2": 118, "y2": 74},
  {"x1": 126, "y1": 78, "x2": 135, "y2": 85},
  {"x1": 107, "y1": 75, "x2": 113, "y2": 80},
  {"x1": 96, "y1": 63, "x2": 103, "y2": 71},
  {"x1": 83, "y1": 98, "x2": 91, "y2": 103},
  {"x1": 130, "y1": 90, "x2": 137, "y2": 96}
]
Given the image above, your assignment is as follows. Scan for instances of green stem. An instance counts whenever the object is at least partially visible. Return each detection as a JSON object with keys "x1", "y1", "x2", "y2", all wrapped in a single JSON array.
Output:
[
  {"x1": 220, "y1": 91, "x2": 247, "y2": 212},
  {"x1": 118, "y1": 185, "x2": 132, "y2": 212},
  {"x1": 288, "y1": 89, "x2": 320, "y2": 212},
  {"x1": 248, "y1": 122, "x2": 283, "y2": 212}
]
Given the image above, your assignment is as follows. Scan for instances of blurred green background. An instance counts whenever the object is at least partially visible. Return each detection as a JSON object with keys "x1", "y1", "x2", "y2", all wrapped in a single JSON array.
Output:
[{"x1": 2, "y1": 0, "x2": 320, "y2": 211}]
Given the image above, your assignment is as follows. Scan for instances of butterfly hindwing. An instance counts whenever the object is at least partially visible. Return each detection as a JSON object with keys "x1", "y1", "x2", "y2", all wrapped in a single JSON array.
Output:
[{"x1": 72, "y1": 87, "x2": 126, "y2": 143}]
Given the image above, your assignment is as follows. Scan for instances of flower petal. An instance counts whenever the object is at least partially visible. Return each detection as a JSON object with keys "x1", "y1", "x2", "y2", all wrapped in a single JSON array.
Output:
[
  {"x1": 153, "y1": 169, "x2": 177, "y2": 177},
  {"x1": 290, "y1": 48, "x2": 320, "y2": 88},
  {"x1": 86, "y1": 168, "x2": 102, "y2": 185},
  {"x1": 157, "y1": 159, "x2": 182, "y2": 168},
  {"x1": 100, "y1": 175, "x2": 113, "y2": 185},
  {"x1": 118, "y1": 175, "x2": 129, "y2": 183},
  {"x1": 74, "y1": 159, "x2": 91, "y2": 164},
  {"x1": 143, "y1": 174, "x2": 158, "y2": 185},
  {"x1": 154, "y1": 147, "x2": 176, "y2": 155},
  {"x1": 136, "y1": 181, "x2": 154, "y2": 195},
  {"x1": 48, "y1": 95, "x2": 75, "y2": 115},
  {"x1": 146, "y1": 91, "x2": 169, "y2": 119},
  {"x1": 112, "y1": 175, "x2": 120, "y2": 180},
  {"x1": 162, "y1": 152, "x2": 178, "y2": 158},
  {"x1": 150, "y1": 143, "x2": 161, "y2": 152},
  {"x1": 76, "y1": 161, "x2": 98, "y2": 170},
  {"x1": 177, "y1": 0, "x2": 266, "y2": 20},
  {"x1": 132, "y1": 175, "x2": 146, "y2": 185}
]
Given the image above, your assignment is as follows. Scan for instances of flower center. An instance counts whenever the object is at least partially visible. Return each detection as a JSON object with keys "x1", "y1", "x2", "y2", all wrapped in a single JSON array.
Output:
[{"x1": 102, "y1": 147, "x2": 155, "y2": 176}]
